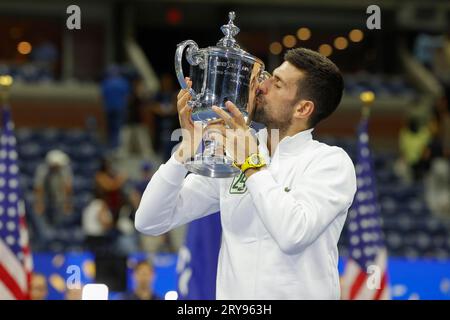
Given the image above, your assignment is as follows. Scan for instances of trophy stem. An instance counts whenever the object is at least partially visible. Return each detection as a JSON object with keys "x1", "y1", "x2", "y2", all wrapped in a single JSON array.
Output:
[
  {"x1": 203, "y1": 139, "x2": 217, "y2": 158},
  {"x1": 184, "y1": 132, "x2": 240, "y2": 178}
]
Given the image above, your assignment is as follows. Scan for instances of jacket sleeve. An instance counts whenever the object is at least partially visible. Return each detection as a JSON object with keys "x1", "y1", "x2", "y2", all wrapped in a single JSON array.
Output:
[
  {"x1": 134, "y1": 155, "x2": 220, "y2": 236},
  {"x1": 245, "y1": 149, "x2": 357, "y2": 254}
]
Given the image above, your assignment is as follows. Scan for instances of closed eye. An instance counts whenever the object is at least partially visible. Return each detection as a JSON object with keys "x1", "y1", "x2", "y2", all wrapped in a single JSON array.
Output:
[
  {"x1": 274, "y1": 79, "x2": 282, "y2": 88},
  {"x1": 273, "y1": 73, "x2": 286, "y2": 87},
  {"x1": 273, "y1": 75, "x2": 284, "y2": 88}
]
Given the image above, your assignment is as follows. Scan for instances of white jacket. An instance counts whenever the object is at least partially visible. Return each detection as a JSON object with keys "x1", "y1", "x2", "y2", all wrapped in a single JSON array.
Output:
[{"x1": 135, "y1": 128, "x2": 357, "y2": 300}]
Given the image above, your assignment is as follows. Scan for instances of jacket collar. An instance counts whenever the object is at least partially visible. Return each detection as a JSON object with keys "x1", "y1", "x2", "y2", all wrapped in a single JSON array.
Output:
[{"x1": 257, "y1": 127, "x2": 314, "y2": 157}]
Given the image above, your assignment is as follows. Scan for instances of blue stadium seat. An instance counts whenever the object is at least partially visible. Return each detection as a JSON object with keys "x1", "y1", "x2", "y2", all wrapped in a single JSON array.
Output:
[
  {"x1": 73, "y1": 175, "x2": 94, "y2": 193},
  {"x1": 16, "y1": 128, "x2": 37, "y2": 144},
  {"x1": 63, "y1": 129, "x2": 93, "y2": 145},
  {"x1": 70, "y1": 143, "x2": 98, "y2": 162},
  {"x1": 18, "y1": 142, "x2": 44, "y2": 161},
  {"x1": 38, "y1": 128, "x2": 61, "y2": 144}
]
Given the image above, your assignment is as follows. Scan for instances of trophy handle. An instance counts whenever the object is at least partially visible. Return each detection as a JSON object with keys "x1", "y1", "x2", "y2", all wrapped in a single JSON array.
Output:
[{"x1": 175, "y1": 40, "x2": 204, "y2": 101}]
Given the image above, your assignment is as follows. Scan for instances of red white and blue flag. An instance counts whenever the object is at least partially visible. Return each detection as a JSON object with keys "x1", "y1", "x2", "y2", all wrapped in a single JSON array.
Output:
[
  {"x1": 0, "y1": 106, "x2": 33, "y2": 300},
  {"x1": 341, "y1": 117, "x2": 390, "y2": 300}
]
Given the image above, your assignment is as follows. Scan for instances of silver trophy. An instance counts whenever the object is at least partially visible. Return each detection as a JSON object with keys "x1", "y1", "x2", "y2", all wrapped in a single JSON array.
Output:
[{"x1": 175, "y1": 11, "x2": 267, "y2": 178}]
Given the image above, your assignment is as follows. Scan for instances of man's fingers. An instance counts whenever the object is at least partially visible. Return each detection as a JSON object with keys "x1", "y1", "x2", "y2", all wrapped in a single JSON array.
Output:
[
  {"x1": 205, "y1": 119, "x2": 226, "y2": 132},
  {"x1": 206, "y1": 124, "x2": 226, "y2": 138},
  {"x1": 177, "y1": 89, "x2": 186, "y2": 100},
  {"x1": 207, "y1": 118, "x2": 225, "y2": 126},
  {"x1": 177, "y1": 77, "x2": 192, "y2": 99},
  {"x1": 212, "y1": 106, "x2": 237, "y2": 129},
  {"x1": 179, "y1": 105, "x2": 193, "y2": 128},
  {"x1": 225, "y1": 101, "x2": 246, "y2": 127},
  {"x1": 177, "y1": 78, "x2": 193, "y2": 111},
  {"x1": 177, "y1": 87, "x2": 189, "y2": 100},
  {"x1": 177, "y1": 90, "x2": 191, "y2": 112}
]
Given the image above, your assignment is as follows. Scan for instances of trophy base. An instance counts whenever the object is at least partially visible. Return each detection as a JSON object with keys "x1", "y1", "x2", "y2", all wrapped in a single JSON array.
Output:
[{"x1": 185, "y1": 155, "x2": 240, "y2": 178}]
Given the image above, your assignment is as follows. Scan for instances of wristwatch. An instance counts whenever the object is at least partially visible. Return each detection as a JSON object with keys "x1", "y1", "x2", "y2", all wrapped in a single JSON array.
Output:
[{"x1": 233, "y1": 153, "x2": 266, "y2": 173}]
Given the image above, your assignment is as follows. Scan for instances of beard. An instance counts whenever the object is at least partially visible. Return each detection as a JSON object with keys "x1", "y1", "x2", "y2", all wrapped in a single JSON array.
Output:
[{"x1": 252, "y1": 93, "x2": 293, "y2": 132}]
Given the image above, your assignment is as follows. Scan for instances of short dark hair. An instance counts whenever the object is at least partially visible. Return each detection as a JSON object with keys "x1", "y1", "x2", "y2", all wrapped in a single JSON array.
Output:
[
  {"x1": 284, "y1": 48, "x2": 344, "y2": 127},
  {"x1": 134, "y1": 260, "x2": 153, "y2": 272}
]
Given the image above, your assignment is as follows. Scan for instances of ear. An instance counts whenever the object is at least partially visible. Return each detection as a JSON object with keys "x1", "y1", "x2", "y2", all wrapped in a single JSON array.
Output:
[{"x1": 293, "y1": 100, "x2": 314, "y2": 120}]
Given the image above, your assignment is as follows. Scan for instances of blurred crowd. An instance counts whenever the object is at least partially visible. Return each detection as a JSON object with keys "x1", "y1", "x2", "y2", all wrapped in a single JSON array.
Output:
[
  {"x1": 396, "y1": 31, "x2": 450, "y2": 219},
  {"x1": 0, "y1": 40, "x2": 59, "y2": 83},
  {"x1": 26, "y1": 66, "x2": 181, "y2": 259}
]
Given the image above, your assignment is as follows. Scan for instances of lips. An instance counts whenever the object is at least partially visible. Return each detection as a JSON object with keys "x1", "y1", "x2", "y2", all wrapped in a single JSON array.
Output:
[{"x1": 255, "y1": 94, "x2": 264, "y2": 106}]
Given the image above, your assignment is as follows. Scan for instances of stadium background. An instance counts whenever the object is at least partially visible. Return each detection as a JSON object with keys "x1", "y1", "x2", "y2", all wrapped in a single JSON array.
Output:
[{"x1": 0, "y1": 0, "x2": 449, "y2": 300}]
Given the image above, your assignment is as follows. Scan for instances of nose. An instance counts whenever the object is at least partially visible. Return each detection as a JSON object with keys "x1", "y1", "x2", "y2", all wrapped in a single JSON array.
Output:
[
  {"x1": 257, "y1": 79, "x2": 269, "y2": 95},
  {"x1": 257, "y1": 71, "x2": 271, "y2": 95}
]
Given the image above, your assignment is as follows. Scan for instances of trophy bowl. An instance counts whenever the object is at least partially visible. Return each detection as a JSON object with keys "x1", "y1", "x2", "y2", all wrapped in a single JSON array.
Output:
[{"x1": 175, "y1": 11, "x2": 266, "y2": 178}]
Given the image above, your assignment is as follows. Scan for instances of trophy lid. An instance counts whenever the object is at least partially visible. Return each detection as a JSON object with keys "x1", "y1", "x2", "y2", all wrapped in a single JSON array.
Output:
[
  {"x1": 217, "y1": 11, "x2": 240, "y2": 49},
  {"x1": 213, "y1": 11, "x2": 263, "y2": 66}
]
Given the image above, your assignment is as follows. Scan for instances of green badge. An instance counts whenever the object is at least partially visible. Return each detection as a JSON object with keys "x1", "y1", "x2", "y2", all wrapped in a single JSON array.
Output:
[{"x1": 229, "y1": 172, "x2": 247, "y2": 194}]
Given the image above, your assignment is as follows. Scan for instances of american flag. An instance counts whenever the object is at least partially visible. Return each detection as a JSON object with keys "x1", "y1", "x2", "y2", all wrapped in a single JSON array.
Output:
[
  {"x1": 341, "y1": 117, "x2": 390, "y2": 300},
  {"x1": 0, "y1": 106, "x2": 33, "y2": 300}
]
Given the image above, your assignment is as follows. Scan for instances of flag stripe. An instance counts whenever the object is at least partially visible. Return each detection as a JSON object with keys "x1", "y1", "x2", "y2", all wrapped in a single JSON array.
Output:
[
  {"x1": 380, "y1": 282, "x2": 390, "y2": 300},
  {"x1": 19, "y1": 203, "x2": 33, "y2": 274},
  {"x1": 341, "y1": 259, "x2": 362, "y2": 291},
  {"x1": 0, "y1": 262, "x2": 25, "y2": 299},
  {"x1": 0, "y1": 280, "x2": 15, "y2": 300},
  {"x1": 374, "y1": 272, "x2": 387, "y2": 300},
  {"x1": 352, "y1": 249, "x2": 389, "y2": 300},
  {"x1": 0, "y1": 239, "x2": 27, "y2": 291},
  {"x1": 349, "y1": 269, "x2": 367, "y2": 300}
]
